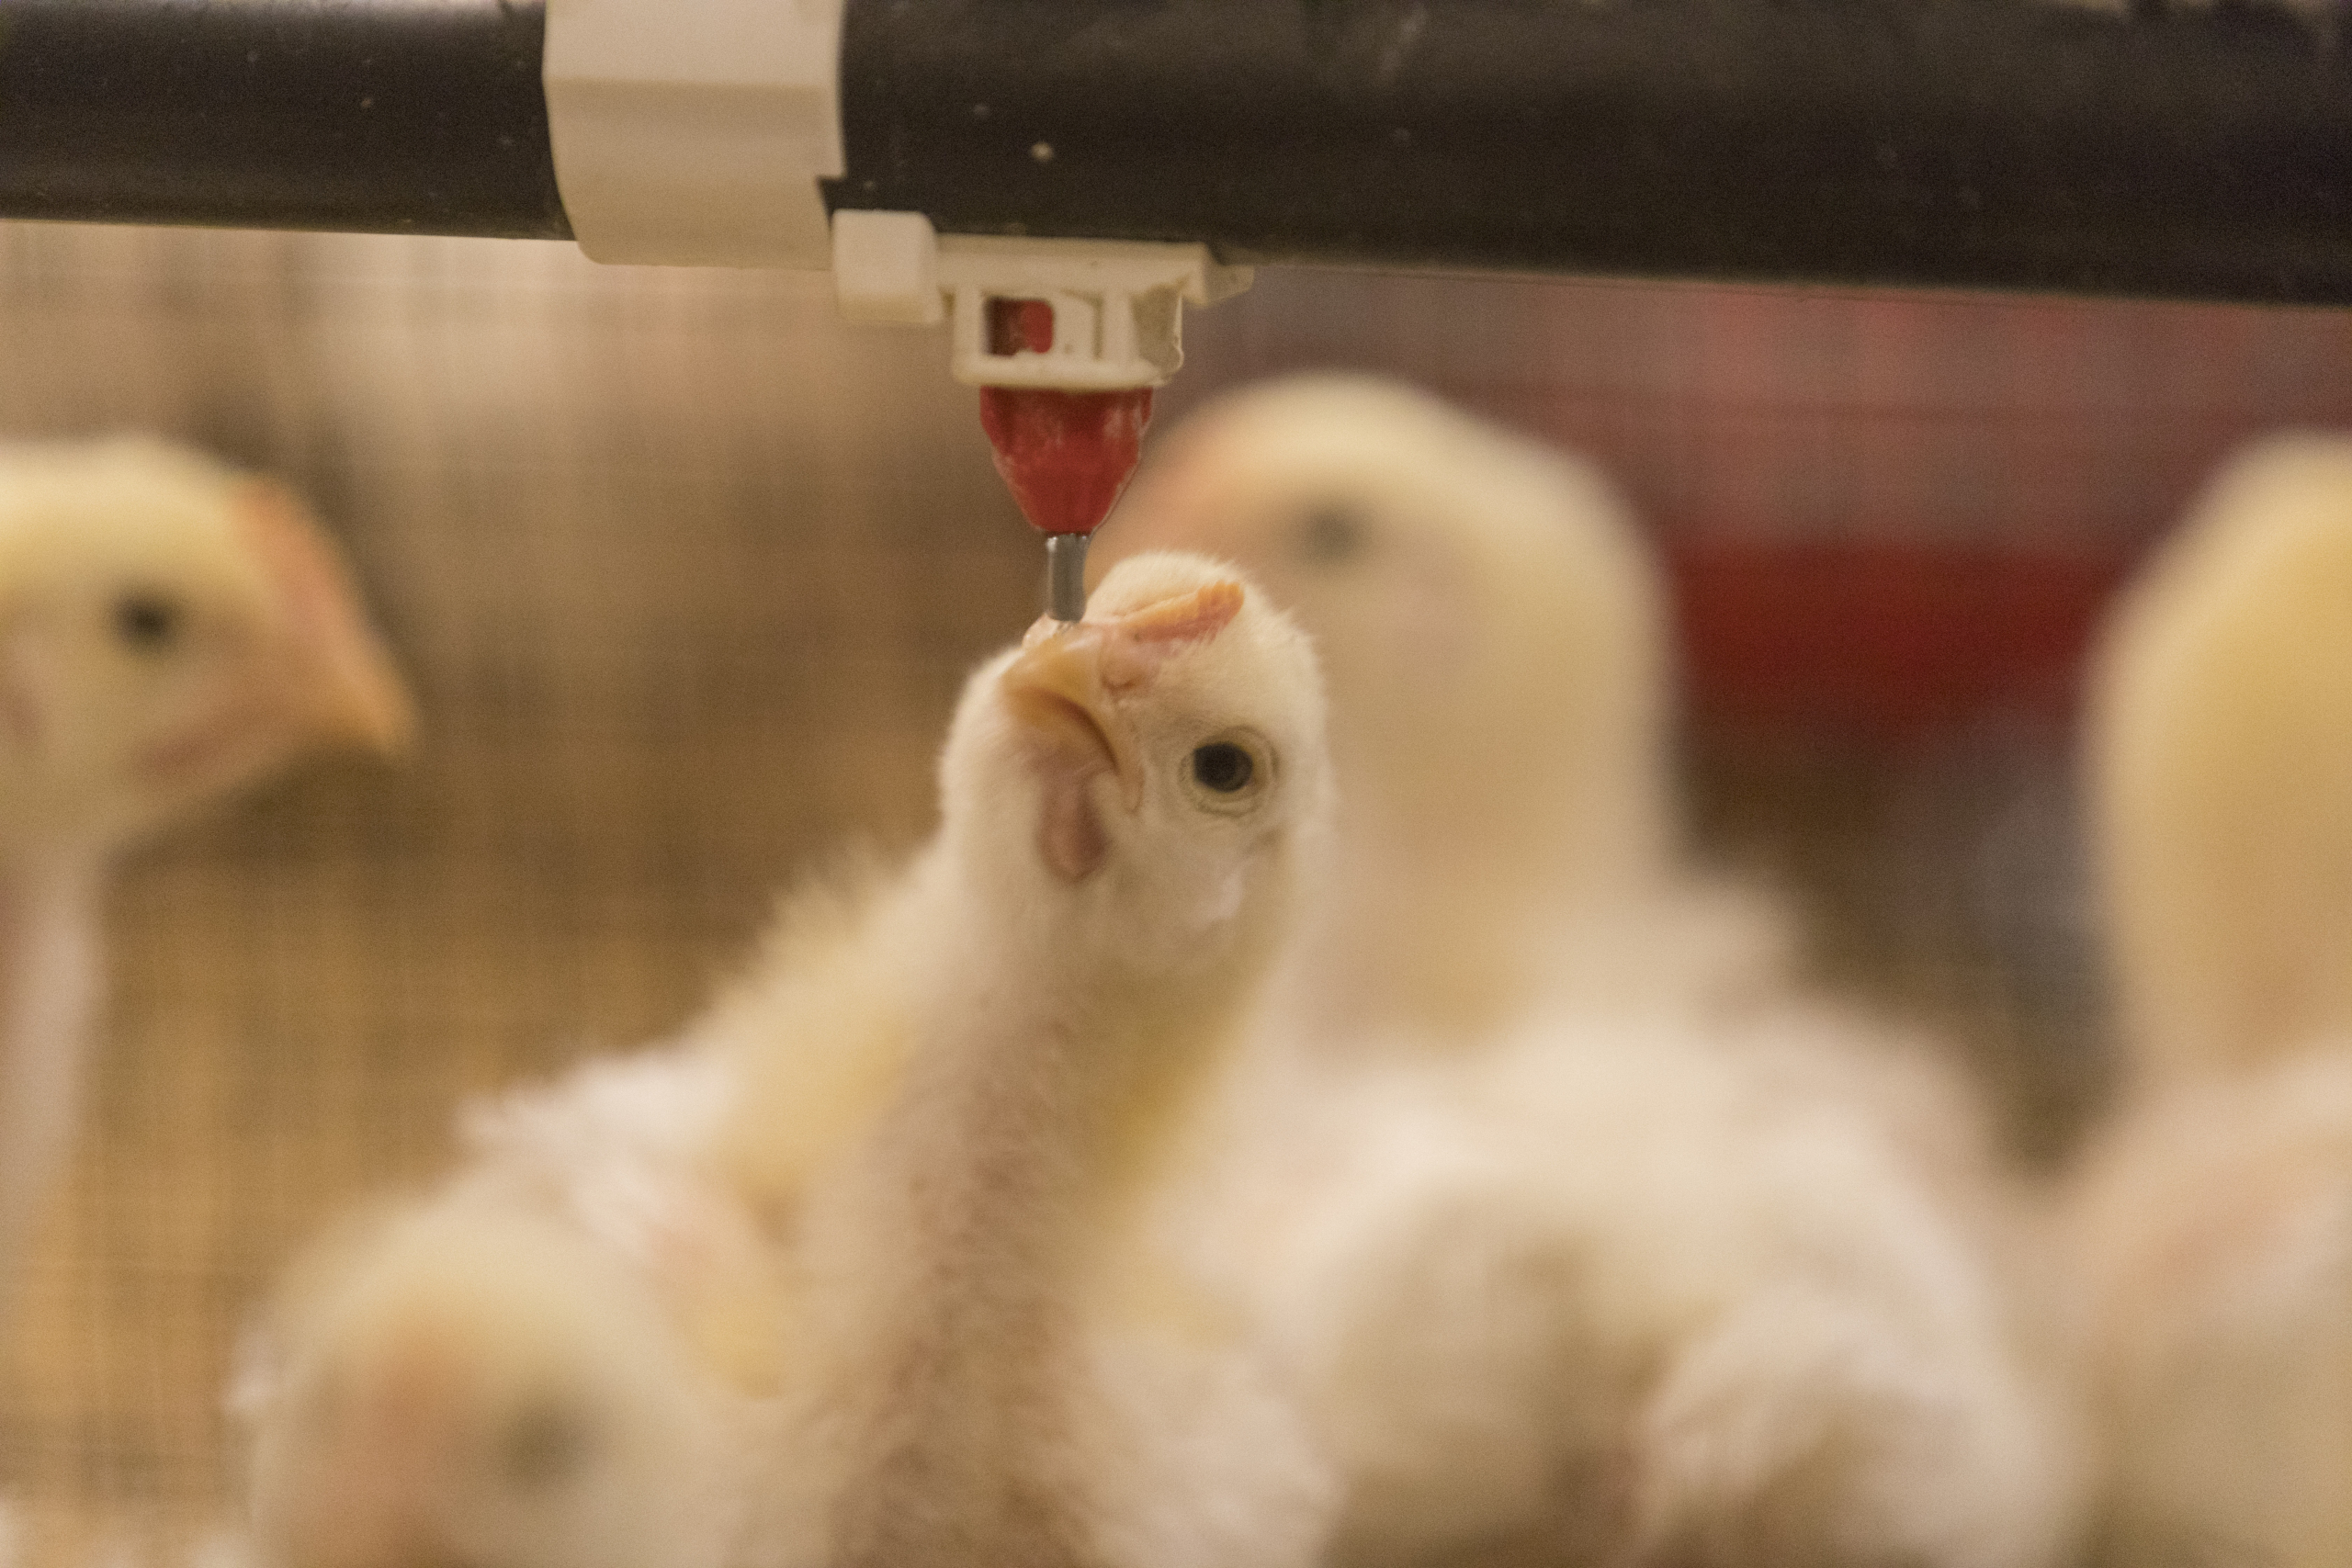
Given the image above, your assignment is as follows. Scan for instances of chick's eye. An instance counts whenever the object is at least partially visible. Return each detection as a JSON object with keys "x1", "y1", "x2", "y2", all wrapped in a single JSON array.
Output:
[
  {"x1": 1295, "y1": 505, "x2": 1367, "y2": 566},
  {"x1": 1191, "y1": 742, "x2": 1254, "y2": 794},
  {"x1": 1182, "y1": 734, "x2": 1273, "y2": 814},
  {"x1": 503, "y1": 1397, "x2": 594, "y2": 1488},
  {"x1": 112, "y1": 593, "x2": 182, "y2": 653}
]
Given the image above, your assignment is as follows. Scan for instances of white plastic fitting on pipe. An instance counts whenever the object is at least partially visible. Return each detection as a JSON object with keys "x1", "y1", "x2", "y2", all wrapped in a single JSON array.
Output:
[{"x1": 542, "y1": 0, "x2": 844, "y2": 266}]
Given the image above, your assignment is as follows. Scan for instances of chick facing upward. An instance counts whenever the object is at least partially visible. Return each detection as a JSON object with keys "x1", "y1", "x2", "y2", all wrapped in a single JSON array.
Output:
[
  {"x1": 769, "y1": 553, "x2": 1340, "y2": 1568},
  {"x1": 0, "y1": 436, "x2": 412, "y2": 855},
  {"x1": 940, "y1": 548, "x2": 1329, "y2": 991}
]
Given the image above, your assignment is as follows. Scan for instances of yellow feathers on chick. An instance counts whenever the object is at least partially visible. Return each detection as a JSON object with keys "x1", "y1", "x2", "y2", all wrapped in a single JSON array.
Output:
[
  {"x1": 2090, "y1": 434, "x2": 2352, "y2": 1080},
  {"x1": 2068, "y1": 434, "x2": 2352, "y2": 1566},
  {"x1": 0, "y1": 437, "x2": 410, "y2": 852},
  {"x1": 1107, "y1": 372, "x2": 1787, "y2": 1041},
  {"x1": 237, "y1": 1039, "x2": 790, "y2": 1568}
]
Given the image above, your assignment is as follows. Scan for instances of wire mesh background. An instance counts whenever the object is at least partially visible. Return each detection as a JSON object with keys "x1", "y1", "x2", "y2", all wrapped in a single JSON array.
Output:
[{"x1": 0, "y1": 220, "x2": 2346, "y2": 1559}]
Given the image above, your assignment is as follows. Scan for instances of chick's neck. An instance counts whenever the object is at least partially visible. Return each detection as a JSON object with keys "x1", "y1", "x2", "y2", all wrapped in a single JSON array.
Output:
[
  {"x1": 820, "y1": 857, "x2": 1266, "y2": 1568},
  {"x1": 0, "y1": 847, "x2": 103, "y2": 1299}
]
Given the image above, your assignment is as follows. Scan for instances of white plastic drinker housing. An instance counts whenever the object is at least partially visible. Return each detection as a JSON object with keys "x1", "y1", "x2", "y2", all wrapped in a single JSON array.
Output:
[{"x1": 831, "y1": 211, "x2": 1254, "y2": 389}]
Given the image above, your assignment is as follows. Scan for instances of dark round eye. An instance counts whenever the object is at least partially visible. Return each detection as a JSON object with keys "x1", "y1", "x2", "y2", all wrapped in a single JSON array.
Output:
[
  {"x1": 503, "y1": 1396, "x2": 594, "y2": 1488},
  {"x1": 1191, "y1": 741, "x2": 1254, "y2": 794},
  {"x1": 112, "y1": 593, "x2": 182, "y2": 652},
  {"x1": 1295, "y1": 505, "x2": 1368, "y2": 566}
]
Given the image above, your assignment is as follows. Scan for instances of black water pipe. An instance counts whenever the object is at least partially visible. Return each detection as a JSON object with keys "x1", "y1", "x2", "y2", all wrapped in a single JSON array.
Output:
[
  {"x1": 3, "y1": 0, "x2": 2351, "y2": 301},
  {"x1": 0, "y1": 0, "x2": 568, "y2": 238}
]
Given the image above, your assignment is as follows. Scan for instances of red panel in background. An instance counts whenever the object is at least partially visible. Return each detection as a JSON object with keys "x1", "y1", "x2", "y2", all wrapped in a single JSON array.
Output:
[{"x1": 1668, "y1": 540, "x2": 2133, "y2": 740}]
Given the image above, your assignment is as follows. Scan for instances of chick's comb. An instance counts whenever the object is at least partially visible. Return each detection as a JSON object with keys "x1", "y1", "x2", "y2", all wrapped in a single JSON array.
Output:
[
  {"x1": 1108, "y1": 579, "x2": 1244, "y2": 644},
  {"x1": 1098, "y1": 579, "x2": 1245, "y2": 693}
]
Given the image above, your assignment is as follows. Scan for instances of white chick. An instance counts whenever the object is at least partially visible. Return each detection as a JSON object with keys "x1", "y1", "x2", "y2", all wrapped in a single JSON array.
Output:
[
  {"x1": 735, "y1": 550, "x2": 1338, "y2": 1568},
  {"x1": 240, "y1": 1179, "x2": 753, "y2": 1568},
  {"x1": 2066, "y1": 434, "x2": 2352, "y2": 1567},
  {"x1": 1108, "y1": 377, "x2": 2076, "y2": 1568},
  {"x1": 243, "y1": 552, "x2": 1339, "y2": 1568},
  {"x1": 237, "y1": 1039, "x2": 788, "y2": 1568},
  {"x1": 0, "y1": 436, "x2": 411, "y2": 1291},
  {"x1": 1209, "y1": 1008, "x2": 2071, "y2": 1568}
]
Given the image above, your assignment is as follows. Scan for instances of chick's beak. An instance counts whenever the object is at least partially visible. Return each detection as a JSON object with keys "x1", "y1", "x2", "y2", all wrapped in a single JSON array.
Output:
[
  {"x1": 1001, "y1": 622, "x2": 1144, "y2": 810},
  {"x1": 999, "y1": 577, "x2": 1247, "y2": 803},
  {"x1": 237, "y1": 480, "x2": 417, "y2": 758},
  {"x1": 303, "y1": 629, "x2": 415, "y2": 759}
]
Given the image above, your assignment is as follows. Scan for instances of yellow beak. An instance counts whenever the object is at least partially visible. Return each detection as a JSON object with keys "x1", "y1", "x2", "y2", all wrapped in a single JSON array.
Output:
[
  {"x1": 303, "y1": 633, "x2": 416, "y2": 758},
  {"x1": 238, "y1": 479, "x2": 417, "y2": 759},
  {"x1": 1001, "y1": 621, "x2": 1144, "y2": 810},
  {"x1": 999, "y1": 573, "x2": 1248, "y2": 816}
]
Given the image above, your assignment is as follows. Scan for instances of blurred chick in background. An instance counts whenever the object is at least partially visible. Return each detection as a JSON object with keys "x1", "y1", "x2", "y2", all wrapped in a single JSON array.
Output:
[
  {"x1": 2068, "y1": 434, "x2": 2352, "y2": 1568},
  {"x1": 237, "y1": 1050, "x2": 773, "y2": 1568},
  {"x1": 0, "y1": 437, "x2": 411, "y2": 1301},
  {"x1": 1106, "y1": 373, "x2": 1784, "y2": 1041},
  {"x1": 1107, "y1": 376, "x2": 2076, "y2": 1568},
  {"x1": 241, "y1": 553, "x2": 1340, "y2": 1568}
]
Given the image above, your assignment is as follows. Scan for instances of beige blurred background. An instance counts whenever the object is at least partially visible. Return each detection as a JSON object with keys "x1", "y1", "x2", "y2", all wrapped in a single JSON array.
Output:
[{"x1": 0, "y1": 221, "x2": 2345, "y2": 1559}]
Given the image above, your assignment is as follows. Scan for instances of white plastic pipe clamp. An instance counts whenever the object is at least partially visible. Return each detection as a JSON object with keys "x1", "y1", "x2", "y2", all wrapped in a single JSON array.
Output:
[
  {"x1": 831, "y1": 210, "x2": 1253, "y2": 389},
  {"x1": 542, "y1": 0, "x2": 844, "y2": 267}
]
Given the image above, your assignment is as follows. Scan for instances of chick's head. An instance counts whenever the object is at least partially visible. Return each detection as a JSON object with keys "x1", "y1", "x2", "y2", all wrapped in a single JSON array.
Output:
[
  {"x1": 0, "y1": 438, "x2": 412, "y2": 854},
  {"x1": 1102, "y1": 374, "x2": 1671, "y2": 908},
  {"x1": 2093, "y1": 434, "x2": 2352, "y2": 1073},
  {"x1": 243, "y1": 1198, "x2": 738, "y2": 1568},
  {"x1": 942, "y1": 550, "x2": 1329, "y2": 984}
]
